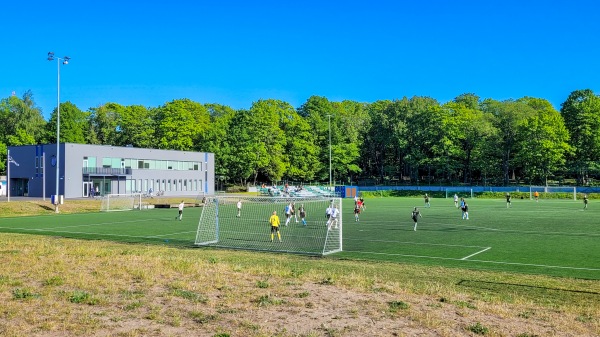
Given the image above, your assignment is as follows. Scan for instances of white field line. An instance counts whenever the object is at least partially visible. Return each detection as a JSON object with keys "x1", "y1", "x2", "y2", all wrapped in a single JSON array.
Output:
[
  {"x1": 364, "y1": 220, "x2": 600, "y2": 237},
  {"x1": 431, "y1": 222, "x2": 600, "y2": 237},
  {"x1": 342, "y1": 238, "x2": 488, "y2": 249},
  {"x1": 33, "y1": 218, "x2": 171, "y2": 230},
  {"x1": 153, "y1": 230, "x2": 197, "y2": 237},
  {"x1": 461, "y1": 247, "x2": 491, "y2": 260},
  {"x1": 343, "y1": 250, "x2": 600, "y2": 271},
  {"x1": 0, "y1": 226, "x2": 196, "y2": 240}
]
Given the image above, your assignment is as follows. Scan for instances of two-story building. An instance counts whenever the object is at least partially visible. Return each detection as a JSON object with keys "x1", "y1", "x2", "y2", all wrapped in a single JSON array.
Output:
[{"x1": 7, "y1": 143, "x2": 214, "y2": 198}]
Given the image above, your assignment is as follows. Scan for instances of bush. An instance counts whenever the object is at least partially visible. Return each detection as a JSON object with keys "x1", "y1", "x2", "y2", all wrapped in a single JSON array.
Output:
[
  {"x1": 225, "y1": 185, "x2": 246, "y2": 193},
  {"x1": 477, "y1": 191, "x2": 577, "y2": 200},
  {"x1": 361, "y1": 190, "x2": 444, "y2": 198}
]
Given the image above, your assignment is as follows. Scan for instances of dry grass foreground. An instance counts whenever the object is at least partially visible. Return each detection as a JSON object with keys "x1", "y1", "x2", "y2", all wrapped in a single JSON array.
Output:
[{"x1": 0, "y1": 200, "x2": 598, "y2": 336}]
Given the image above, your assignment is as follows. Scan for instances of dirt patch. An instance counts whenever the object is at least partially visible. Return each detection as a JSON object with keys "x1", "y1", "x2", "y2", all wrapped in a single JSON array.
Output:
[{"x1": 0, "y1": 232, "x2": 598, "y2": 337}]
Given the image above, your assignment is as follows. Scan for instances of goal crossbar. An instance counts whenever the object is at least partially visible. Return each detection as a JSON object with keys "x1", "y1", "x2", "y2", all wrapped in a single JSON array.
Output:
[
  {"x1": 100, "y1": 193, "x2": 144, "y2": 212},
  {"x1": 445, "y1": 188, "x2": 473, "y2": 199},
  {"x1": 529, "y1": 186, "x2": 576, "y2": 200}
]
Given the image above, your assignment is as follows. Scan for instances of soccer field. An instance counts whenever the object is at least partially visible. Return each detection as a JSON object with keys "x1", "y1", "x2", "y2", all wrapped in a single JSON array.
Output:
[
  {"x1": 339, "y1": 197, "x2": 600, "y2": 280},
  {"x1": 0, "y1": 197, "x2": 598, "y2": 280},
  {"x1": 0, "y1": 207, "x2": 203, "y2": 246}
]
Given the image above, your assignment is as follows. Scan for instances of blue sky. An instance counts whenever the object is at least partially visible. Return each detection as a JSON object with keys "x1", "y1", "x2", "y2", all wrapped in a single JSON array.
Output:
[{"x1": 1, "y1": 0, "x2": 599, "y2": 119}]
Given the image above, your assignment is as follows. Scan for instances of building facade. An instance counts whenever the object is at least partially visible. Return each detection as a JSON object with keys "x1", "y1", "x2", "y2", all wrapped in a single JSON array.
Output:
[{"x1": 7, "y1": 143, "x2": 214, "y2": 198}]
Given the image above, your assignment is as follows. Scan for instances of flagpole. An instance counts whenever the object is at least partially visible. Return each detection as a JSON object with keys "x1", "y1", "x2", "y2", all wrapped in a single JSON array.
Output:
[{"x1": 7, "y1": 149, "x2": 10, "y2": 203}]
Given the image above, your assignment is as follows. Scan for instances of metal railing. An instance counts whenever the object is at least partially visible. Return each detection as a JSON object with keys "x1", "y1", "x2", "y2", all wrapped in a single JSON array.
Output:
[{"x1": 82, "y1": 167, "x2": 132, "y2": 175}]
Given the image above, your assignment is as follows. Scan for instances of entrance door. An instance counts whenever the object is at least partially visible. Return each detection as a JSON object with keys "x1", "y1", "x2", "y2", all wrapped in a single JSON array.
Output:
[{"x1": 83, "y1": 182, "x2": 93, "y2": 197}]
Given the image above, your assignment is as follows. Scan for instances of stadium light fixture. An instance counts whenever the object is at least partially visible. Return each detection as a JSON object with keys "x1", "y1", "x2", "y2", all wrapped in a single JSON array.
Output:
[{"x1": 47, "y1": 52, "x2": 70, "y2": 213}]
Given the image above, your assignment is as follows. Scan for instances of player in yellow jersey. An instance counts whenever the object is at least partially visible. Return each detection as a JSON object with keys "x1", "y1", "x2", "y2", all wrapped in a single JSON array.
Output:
[{"x1": 269, "y1": 211, "x2": 282, "y2": 242}]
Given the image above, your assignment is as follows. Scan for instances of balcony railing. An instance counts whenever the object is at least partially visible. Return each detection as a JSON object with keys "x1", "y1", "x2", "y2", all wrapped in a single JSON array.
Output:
[{"x1": 82, "y1": 167, "x2": 132, "y2": 175}]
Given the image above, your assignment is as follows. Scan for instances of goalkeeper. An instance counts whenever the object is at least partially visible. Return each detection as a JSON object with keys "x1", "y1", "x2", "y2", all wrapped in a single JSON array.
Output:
[{"x1": 269, "y1": 211, "x2": 282, "y2": 242}]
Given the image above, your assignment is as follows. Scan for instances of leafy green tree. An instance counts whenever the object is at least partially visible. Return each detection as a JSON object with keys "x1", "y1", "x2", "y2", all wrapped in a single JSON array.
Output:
[
  {"x1": 361, "y1": 100, "x2": 394, "y2": 181},
  {"x1": 225, "y1": 101, "x2": 286, "y2": 185},
  {"x1": 0, "y1": 91, "x2": 46, "y2": 173},
  {"x1": 0, "y1": 141, "x2": 6, "y2": 173},
  {"x1": 297, "y1": 97, "x2": 368, "y2": 184},
  {"x1": 46, "y1": 101, "x2": 88, "y2": 143},
  {"x1": 560, "y1": 89, "x2": 600, "y2": 184},
  {"x1": 442, "y1": 94, "x2": 495, "y2": 183},
  {"x1": 515, "y1": 97, "x2": 572, "y2": 184},
  {"x1": 118, "y1": 105, "x2": 157, "y2": 148},
  {"x1": 88, "y1": 102, "x2": 124, "y2": 145},
  {"x1": 279, "y1": 108, "x2": 320, "y2": 182},
  {"x1": 225, "y1": 109, "x2": 258, "y2": 185},
  {"x1": 329, "y1": 100, "x2": 369, "y2": 184},
  {"x1": 197, "y1": 103, "x2": 236, "y2": 181},
  {"x1": 0, "y1": 91, "x2": 47, "y2": 145},
  {"x1": 297, "y1": 96, "x2": 336, "y2": 181},
  {"x1": 482, "y1": 99, "x2": 535, "y2": 185},
  {"x1": 155, "y1": 99, "x2": 209, "y2": 150},
  {"x1": 247, "y1": 99, "x2": 287, "y2": 184},
  {"x1": 401, "y1": 96, "x2": 444, "y2": 183}
]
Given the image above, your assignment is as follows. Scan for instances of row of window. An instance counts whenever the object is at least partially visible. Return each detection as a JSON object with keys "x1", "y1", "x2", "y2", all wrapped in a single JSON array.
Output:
[
  {"x1": 84, "y1": 157, "x2": 203, "y2": 171},
  {"x1": 126, "y1": 178, "x2": 203, "y2": 194},
  {"x1": 33, "y1": 156, "x2": 204, "y2": 172}
]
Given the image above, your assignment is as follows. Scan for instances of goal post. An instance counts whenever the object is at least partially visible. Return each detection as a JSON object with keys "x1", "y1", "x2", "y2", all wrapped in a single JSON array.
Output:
[
  {"x1": 195, "y1": 196, "x2": 343, "y2": 256},
  {"x1": 445, "y1": 188, "x2": 473, "y2": 199},
  {"x1": 529, "y1": 186, "x2": 576, "y2": 200},
  {"x1": 100, "y1": 193, "x2": 143, "y2": 212}
]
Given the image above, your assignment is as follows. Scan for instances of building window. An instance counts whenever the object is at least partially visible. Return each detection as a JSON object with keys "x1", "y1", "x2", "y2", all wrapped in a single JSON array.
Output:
[{"x1": 126, "y1": 179, "x2": 133, "y2": 193}]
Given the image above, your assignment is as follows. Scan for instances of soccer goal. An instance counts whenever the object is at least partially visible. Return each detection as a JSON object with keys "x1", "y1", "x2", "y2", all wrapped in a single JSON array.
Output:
[
  {"x1": 100, "y1": 193, "x2": 143, "y2": 212},
  {"x1": 529, "y1": 186, "x2": 576, "y2": 200},
  {"x1": 445, "y1": 188, "x2": 473, "y2": 199},
  {"x1": 195, "y1": 196, "x2": 342, "y2": 256},
  {"x1": 194, "y1": 191, "x2": 207, "y2": 206}
]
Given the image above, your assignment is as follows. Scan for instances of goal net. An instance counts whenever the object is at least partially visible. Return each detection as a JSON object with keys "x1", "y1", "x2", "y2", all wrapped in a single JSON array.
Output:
[
  {"x1": 195, "y1": 196, "x2": 343, "y2": 256},
  {"x1": 529, "y1": 186, "x2": 576, "y2": 200},
  {"x1": 194, "y1": 191, "x2": 207, "y2": 206},
  {"x1": 445, "y1": 188, "x2": 473, "y2": 199},
  {"x1": 100, "y1": 193, "x2": 143, "y2": 212}
]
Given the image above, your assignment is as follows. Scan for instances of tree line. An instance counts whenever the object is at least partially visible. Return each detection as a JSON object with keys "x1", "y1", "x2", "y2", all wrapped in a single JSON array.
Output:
[{"x1": 1, "y1": 89, "x2": 599, "y2": 186}]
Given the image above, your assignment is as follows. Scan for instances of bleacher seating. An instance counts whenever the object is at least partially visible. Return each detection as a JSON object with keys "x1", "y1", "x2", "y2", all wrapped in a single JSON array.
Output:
[{"x1": 256, "y1": 185, "x2": 336, "y2": 198}]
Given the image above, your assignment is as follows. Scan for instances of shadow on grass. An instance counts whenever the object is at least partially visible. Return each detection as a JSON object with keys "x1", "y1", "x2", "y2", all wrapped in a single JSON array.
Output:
[
  {"x1": 458, "y1": 279, "x2": 600, "y2": 295},
  {"x1": 457, "y1": 279, "x2": 600, "y2": 308},
  {"x1": 37, "y1": 204, "x2": 54, "y2": 211}
]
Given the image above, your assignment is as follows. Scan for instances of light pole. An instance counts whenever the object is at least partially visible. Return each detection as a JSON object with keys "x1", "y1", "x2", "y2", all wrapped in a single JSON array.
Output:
[
  {"x1": 47, "y1": 52, "x2": 70, "y2": 213},
  {"x1": 326, "y1": 114, "x2": 332, "y2": 187}
]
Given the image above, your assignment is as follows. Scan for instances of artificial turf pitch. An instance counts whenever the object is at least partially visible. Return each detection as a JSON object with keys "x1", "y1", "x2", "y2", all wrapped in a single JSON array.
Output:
[{"x1": 0, "y1": 197, "x2": 598, "y2": 280}]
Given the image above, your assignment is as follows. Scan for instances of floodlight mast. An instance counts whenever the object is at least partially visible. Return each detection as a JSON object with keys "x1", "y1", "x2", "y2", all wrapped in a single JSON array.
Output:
[
  {"x1": 47, "y1": 52, "x2": 70, "y2": 213},
  {"x1": 326, "y1": 114, "x2": 332, "y2": 187}
]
